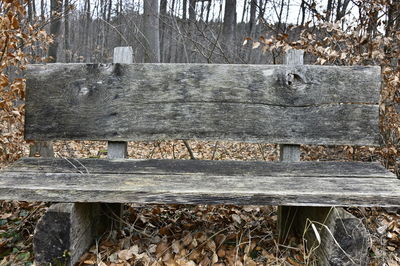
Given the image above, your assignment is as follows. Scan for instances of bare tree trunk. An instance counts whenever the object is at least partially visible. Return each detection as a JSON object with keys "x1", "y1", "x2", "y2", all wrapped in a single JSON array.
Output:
[
  {"x1": 171, "y1": 0, "x2": 176, "y2": 15},
  {"x1": 205, "y1": 0, "x2": 211, "y2": 23},
  {"x1": 258, "y1": 0, "x2": 265, "y2": 20},
  {"x1": 394, "y1": 1, "x2": 400, "y2": 31},
  {"x1": 187, "y1": 0, "x2": 196, "y2": 62},
  {"x1": 200, "y1": 0, "x2": 205, "y2": 20},
  {"x1": 118, "y1": 0, "x2": 123, "y2": 45},
  {"x1": 27, "y1": 0, "x2": 33, "y2": 23},
  {"x1": 299, "y1": 0, "x2": 306, "y2": 25},
  {"x1": 32, "y1": 0, "x2": 36, "y2": 17},
  {"x1": 222, "y1": 0, "x2": 237, "y2": 56},
  {"x1": 40, "y1": 0, "x2": 45, "y2": 22},
  {"x1": 183, "y1": 0, "x2": 187, "y2": 19},
  {"x1": 189, "y1": 0, "x2": 196, "y2": 21},
  {"x1": 107, "y1": 0, "x2": 112, "y2": 22},
  {"x1": 336, "y1": 0, "x2": 350, "y2": 21},
  {"x1": 84, "y1": 0, "x2": 91, "y2": 62},
  {"x1": 105, "y1": 0, "x2": 112, "y2": 51},
  {"x1": 167, "y1": 0, "x2": 177, "y2": 62},
  {"x1": 325, "y1": 0, "x2": 333, "y2": 22},
  {"x1": 240, "y1": 0, "x2": 247, "y2": 24},
  {"x1": 277, "y1": 0, "x2": 285, "y2": 32},
  {"x1": 249, "y1": 0, "x2": 257, "y2": 34},
  {"x1": 64, "y1": 0, "x2": 70, "y2": 62},
  {"x1": 143, "y1": 0, "x2": 160, "y2": 63},
  {"x1": 367, "y1": 5, "x2": 379, "y2": 36},
  {"x1": 385, "y1": 1, "x2": 400, "y2": 61},
  {"x1": 160, "y1": 0, "x2": 167, "y2": 62},
  {"x1": 48, "y1": 0, "x2": 62, "y2": 62}
]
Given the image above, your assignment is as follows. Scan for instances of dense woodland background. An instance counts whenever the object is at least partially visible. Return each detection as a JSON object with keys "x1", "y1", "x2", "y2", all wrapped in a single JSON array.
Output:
[
  {"x1": 4, "y1": 0, "x2": 398, "y2": 169},
  {"x1": 0, "y1": 0, "x2": 400, "y2": 265},
  {"x1": 34, "y1": 0, "x2": 308, "y2": 64},
  {"x1": 28, "y1": 0, "x2": 389, "y2": 65}
]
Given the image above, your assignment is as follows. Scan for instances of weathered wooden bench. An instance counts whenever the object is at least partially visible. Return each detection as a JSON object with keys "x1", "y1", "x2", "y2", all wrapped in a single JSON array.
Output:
[{"x1": 1, "y1": 48, "x2": 400, "y2": 265}]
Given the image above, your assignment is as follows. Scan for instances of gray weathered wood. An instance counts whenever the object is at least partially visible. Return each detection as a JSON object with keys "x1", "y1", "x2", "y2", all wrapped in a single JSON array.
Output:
[
  {"x1": 107, "y1": 47, "x2": 132, "y2": 229},
  {"x1": 277, "y1": 51, "x2": 372, "y2": 266},
  {"x1": 107, "y1": 141, "x2": 128, "y2": 159},
  {"x1": 1, "y1": 173, "x2": 399, "y2": 206},
  {"x1": 278, "y1": 50, "x2": 304, "y2": 243},
  {"x1": 292, "y1": 207, "x2": 370, "y2": 265},
  {"x1": 0, "y1": 159, "x2": 399, "y2": 206},
  {"x1": 32, "y1": 51, "x2": 139, "y2": 265},
  {"x1": 284, "y1": 49, "x2": 304, "y2": 65},
  {"x1": 142, "y1": 0, "x2": 160, "y2": 63},
  {"x1": 107, "y1": 47, "x2": 132, "y2": 159},
  {"x1": 34, "y1": 204, "x2": 72, "y2": 265},
  {"x1": 15, "y1": 50, "x2": 392, "y2": 266},
  {"x1": 8, "y1": 158, "x2": 396, "y2": 178},
  {"x1": 113, "y1": 46, "x2": 133, "y2": 64},
  {"x1": 24, "y1": 63, "x2": 381, "y2": 146},
  {"x1": 34, "y1": 203, "x2": 108, "y2": 266},
  {"x1": 300, "y1": 207, "x2": 370, "y2": 265},
  {"x1": 279, "y1": 144, "x2": 301, "y2": 161},
  {"x1": 29, "y1": 141, "x2": 54, "y2": 157},
  {"x1": 279, "y1": 50, "x2": 303, "y2": 163}
]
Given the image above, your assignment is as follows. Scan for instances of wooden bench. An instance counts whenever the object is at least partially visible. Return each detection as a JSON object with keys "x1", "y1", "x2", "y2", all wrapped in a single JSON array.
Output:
[{"x1": 1, "y1": 49, "x2": 399, "y2": 265}]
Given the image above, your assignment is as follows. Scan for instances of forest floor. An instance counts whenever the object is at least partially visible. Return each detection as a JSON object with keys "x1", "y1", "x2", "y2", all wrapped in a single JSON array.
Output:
[{"x1": 0, "y1": 140, "x2": 399, "y2": 265}]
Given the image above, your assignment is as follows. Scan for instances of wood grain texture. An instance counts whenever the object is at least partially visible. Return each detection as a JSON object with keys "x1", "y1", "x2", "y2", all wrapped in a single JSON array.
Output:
[
  {"x1": 7, "y1": 158, "x2": 396, "y2": 178},
  {"x1": 113, "y1": 47, "x2": 133, "y2": 64},
  {"x1": 34, "y1": 204, "x2": 72, "y2": 265},
  {"x1": 107, "y1": 141, "x2": 128, "y2": 159},
  {"x1": 34, "y1": 203, "x2": 109, "y2": 266},
  {"x1": 301, "y1": 207, "x2": 370, "y2": 266},
  {"x1": 107, "y1": 47, "x2": 131, "y2": 160},
  {"x1": 284, "y1": 49, "x2": 304, "y2": 65},
  {"x1": 1, "y1": 158, "x2": 398, "y2": 207},
  {"x1": 29, "y1": 141, "x2": 54, "y2": 158},
  {"x1": 279, "y1": 50, "x2": 302, "y2": 163},
  {"x1": 25, "y1": 63, "x2": 381, "y2": 145},
  {"x1": 278, "y1": 50, "x2": 303, "y2": 244}
]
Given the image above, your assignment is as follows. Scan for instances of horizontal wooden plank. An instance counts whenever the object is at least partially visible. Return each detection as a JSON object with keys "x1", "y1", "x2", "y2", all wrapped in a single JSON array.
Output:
[
  {"x1": 1, "y1": 159, "x2": 399, "y2": 207},
  {"x1": 0, "y1": 172, "x2": 399, "y2": 207},
  {"x1": 9, "y1": 158, "x2": 395, "y2": 178},
  {"x1": 25, "y1": 63, "x2": 381, "y2": 145}
]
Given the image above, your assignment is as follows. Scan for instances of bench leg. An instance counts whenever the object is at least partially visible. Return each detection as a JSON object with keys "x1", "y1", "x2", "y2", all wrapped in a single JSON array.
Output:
[
  {"x1": 33, "y1": 202, "x2": 122, "y2": 265},
  {"x1": 278, "y1": 206, "x2": 370, "y2": 265}
]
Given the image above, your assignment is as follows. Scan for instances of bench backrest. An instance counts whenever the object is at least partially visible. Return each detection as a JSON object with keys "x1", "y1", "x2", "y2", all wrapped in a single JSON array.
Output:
[{"x1": 24, "y1": 63, "x2": 381, "y2": 146}]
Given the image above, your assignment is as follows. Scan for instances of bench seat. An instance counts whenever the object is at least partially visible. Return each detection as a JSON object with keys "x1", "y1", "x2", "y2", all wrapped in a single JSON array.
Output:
[{"x1": 1, "y1": 158, "x2": 399, "y2": 207}]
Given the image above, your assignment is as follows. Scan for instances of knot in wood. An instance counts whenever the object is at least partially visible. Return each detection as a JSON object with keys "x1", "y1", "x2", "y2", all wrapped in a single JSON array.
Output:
[
  {"x1": 286, "y1": 73, "x2": 303, "y2": 87},
  {"x1": 283, "y1": 72, "x2": 306, "y2": 91},
  {"x1": 78, "y1": 87, "x2": 89, "y2": 96}
]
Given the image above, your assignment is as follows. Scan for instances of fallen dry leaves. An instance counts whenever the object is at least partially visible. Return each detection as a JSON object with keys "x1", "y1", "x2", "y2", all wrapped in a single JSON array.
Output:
[
  {"x1": 77, "y1": 204, "x2": 300, "y2": 266},
  {"x1": 0, "y1": 140, "x2": 399, "y2": 265}
]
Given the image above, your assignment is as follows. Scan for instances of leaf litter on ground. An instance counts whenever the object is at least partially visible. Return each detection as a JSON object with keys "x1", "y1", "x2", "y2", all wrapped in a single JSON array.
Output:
[{"x1": 0, "y1": 140, "x2": 399, "y2": 265}]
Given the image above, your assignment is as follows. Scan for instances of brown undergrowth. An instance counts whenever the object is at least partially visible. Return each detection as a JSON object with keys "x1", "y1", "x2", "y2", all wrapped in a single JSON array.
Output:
[{"x1": 1, "y1": 140, "x2": 399, "y2": 265}]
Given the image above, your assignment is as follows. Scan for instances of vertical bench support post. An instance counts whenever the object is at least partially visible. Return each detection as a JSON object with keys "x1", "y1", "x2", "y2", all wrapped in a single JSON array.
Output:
[
  {"x1": 277, "y1": 50, "x2": 370, "y2": 265},
  {"x1": 277, "y1": 50, "x2": 303, "y2": 244},
  {"x1": 32, "y1": 145, "x2": 106, "y2": 265},
  {"x1": 33, "y1": 47, "x2": 133, "y2": 266},
  {"x1": 106, "y1": 46, "x2": 133, "y2": 228},
  {"x1": 108, "y1": 46, "x2": 132, "y2": 159}
]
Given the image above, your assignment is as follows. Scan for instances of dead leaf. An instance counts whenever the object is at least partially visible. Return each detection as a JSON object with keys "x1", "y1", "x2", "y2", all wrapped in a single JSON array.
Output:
[
  {"x1": 205, "y1": 240, "x2": 216, "y2": 252},
  {"x1": 212, "y1": 252, "x2": 218, "y2": 263},
  {"x1": 252, "y1": 41, "x2": 260, "y2": 49},
  {"x1": 217, "y1": 248, "x2": 225, "y2": 258},
  {"x1": 182, "y1": 233, "x2": 193, "y2": 247},
  {"x1": 171, "y1": 240, "x2": 181, "y2": 254},
  {"x1": 118, "y1": 249, "x2": 133, "y2": 260},
  {"x1": 232, "y1": 214, "x2": 241, "y2": 224},
  {"x1": 0, "y1": 213, "x2": 12, "y2": 219}
]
